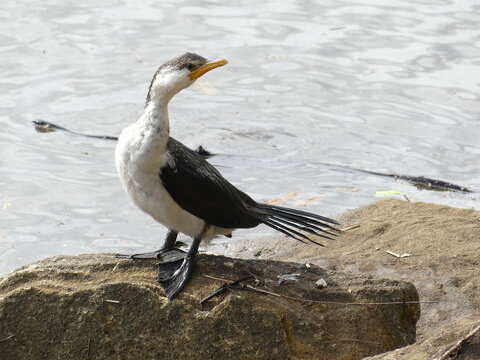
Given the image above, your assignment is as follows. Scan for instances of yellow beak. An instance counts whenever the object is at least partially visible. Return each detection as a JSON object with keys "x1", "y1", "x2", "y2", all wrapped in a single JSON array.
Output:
[{"x1": 188, "y1": 59, "x2": 228, "y2": 80}]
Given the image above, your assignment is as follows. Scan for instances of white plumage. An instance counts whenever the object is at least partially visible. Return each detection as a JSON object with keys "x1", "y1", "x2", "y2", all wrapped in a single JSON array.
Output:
[{"x1": 115, "y1": 75, "x2": 231, "y2": 242}]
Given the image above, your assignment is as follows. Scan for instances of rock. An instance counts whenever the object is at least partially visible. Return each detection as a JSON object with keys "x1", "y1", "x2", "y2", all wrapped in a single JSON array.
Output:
[
  {"x1": 228, "y1": 199, "x2": 480, "y2": 359},
  {"x1": 364, "y1": 316, "x2": 480, "y2": 360},
  {"x1": 0, "y1": 253, "x2": 419, "y2": 360}
]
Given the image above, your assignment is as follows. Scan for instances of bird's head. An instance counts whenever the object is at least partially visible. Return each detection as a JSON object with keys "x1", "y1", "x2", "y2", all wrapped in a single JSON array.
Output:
[{"x1": 145, "y1": 53, "x2": 228, "y2": 106}]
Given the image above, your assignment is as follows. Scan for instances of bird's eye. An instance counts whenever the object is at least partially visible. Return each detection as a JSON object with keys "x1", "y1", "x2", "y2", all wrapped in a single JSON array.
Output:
[{"x1": 186, "y1": 63, "x2": 195, "y2": 71}]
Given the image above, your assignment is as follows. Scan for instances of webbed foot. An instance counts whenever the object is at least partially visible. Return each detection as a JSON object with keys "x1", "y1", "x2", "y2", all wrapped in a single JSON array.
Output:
[
  {"x1": 115, "y1": 249, "x2": 166, "y2": 260},
  {"x1": 115, "y1": 248, "x2": 186, "y2": 261},
  {"x1": 115, "y1": 230, "x2": 180, "y2": 260},
  {"x1": 157, "y1": 255, "x2": 196, "y2": 299}
]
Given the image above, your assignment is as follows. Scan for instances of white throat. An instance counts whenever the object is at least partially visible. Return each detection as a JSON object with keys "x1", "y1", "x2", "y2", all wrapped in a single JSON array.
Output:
[
  {"x1": 140, "y1": 69, "x2": 192, "y2": 136},
  {"x1": 116, "y1": 91, "x2": 173, "y2": 176},
  {"x1": 117, "y1": 69, "x2": 193, "y2": 173},
  {"x1": 141, "y1": 99, "x2": 170, "y2": 133},
  {"x1": 148, "y1": 67, "x2": 192, "y2": 105}
]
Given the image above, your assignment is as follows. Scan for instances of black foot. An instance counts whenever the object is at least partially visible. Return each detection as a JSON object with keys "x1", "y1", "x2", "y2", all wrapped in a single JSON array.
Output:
[
  {"x1": 158, "y1": 256, "x2": 195, "y2": 300},
  {"x1": 115, "y1": 249, "x2": 166, "y2": 260},
  {"x1": 115, "y1": 230, "x2": 181, "y2": 260},
  {"x1": 115, "y1": 247, "x2": 186, "y2": 261},
  {"x1": 157, "y1": 248, "x2": 187, "y2": 264}
]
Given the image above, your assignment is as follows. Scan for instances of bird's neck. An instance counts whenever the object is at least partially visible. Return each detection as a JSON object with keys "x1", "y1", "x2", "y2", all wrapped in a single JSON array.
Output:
[
  {"x1": 139, "y1": 93, "x2": 171, "y2": 135},
  {"x1": 133, "y1": 98, "x2": 171, "y2": 168},
  {"x1": 139, "y1": 81, "x2": 184, "y2": 133}
]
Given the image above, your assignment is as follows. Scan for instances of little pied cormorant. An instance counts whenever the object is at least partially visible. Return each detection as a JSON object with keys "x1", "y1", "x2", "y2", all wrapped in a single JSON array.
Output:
[{"x1": 115, "y1": 53, "x2": 339, "y2": 299}]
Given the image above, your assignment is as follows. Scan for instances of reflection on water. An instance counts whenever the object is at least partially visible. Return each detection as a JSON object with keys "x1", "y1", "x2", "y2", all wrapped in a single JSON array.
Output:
[{"x1": 1, "y1": 0, "x2": 479, "y2": 274}]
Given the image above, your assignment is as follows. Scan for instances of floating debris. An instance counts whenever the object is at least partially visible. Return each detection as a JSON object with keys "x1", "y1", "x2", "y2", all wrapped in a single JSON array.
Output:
[
  {"x1": 375, "y1": 190, "x2": 403, "y2": 197},
  {"x1": 316, "y1": 161, "x2": 473, "y2": 193},
  {"x1": 32, "y1": 120, "x2": 118, "y2": 140},
  {"x1": 32, "y1": 120, "x2": 214, "y2": 158},
  {"x1": 265, "y1": 192, "x2": 298, "y2": 205}
]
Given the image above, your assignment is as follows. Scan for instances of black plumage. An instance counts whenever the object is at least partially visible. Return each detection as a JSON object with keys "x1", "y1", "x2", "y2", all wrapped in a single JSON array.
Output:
[
  {"x1": 160, "y1": 138, "x2": 260, "y2": 229},
  {"x1": 160, "y1": 137, "x2": 339, "y2": 245}
]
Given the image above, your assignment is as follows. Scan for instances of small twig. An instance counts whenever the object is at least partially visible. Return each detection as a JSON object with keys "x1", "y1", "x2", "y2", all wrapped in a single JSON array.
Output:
[
  {"x1": 385, "y1": 250, "x2": 401, "y2": 258},
  {"x1": 436, "y1": 323, "x2": 480, "y2": 360},
  {"x1": 242, "y1": 284, "x2": 438, "y2": 305},
  {"x1": 203, "y1": 274, "x2": 232, "y2": 282},
  {"x1": 245, "y1": 285, "x2": 282, "y2": 297},
  {"x1": 111, "y1": 262, "x2": 120, "y2": 272},
  {"x1": 385, "y1": 250, "x2": 411, "y2": 258},
  {"x1": 321, "y1": 338, "x2": 380, "y2": 345},
  {"x1": 254, "y1": 286, "x2": 435, "y2": 304},
  {"x1": 204, "y1": 274, "x2": 439, "y2": 306},
  {"x1": 0, "y1": 334, "x2": 14, "y2": 342},
  {"x1": 340, "y1": 224, "x2": 360, "y2": 232},
  {"x1": 403, "y1": 194, "x2": 410, "y2": 202},
  {"x1": 104, "y1": 299, "x2": 120, "y2": 304},
  {"x1": 87, "y1": 338, "x2": 92, "y2": 359},
  {"x1": 200, "y1": 275, "x2": 253, "y2": 304}
]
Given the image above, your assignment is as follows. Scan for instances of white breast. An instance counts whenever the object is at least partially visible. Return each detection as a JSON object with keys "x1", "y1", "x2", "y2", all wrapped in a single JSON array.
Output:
[{"x1": 115, "y1": 122, "x2": 210, "y2": 239}]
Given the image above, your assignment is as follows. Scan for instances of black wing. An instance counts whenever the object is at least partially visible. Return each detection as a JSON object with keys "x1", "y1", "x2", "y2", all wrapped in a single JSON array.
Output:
[{"x1": 160, "y1": 138, "x2": 261, "y2": 229}]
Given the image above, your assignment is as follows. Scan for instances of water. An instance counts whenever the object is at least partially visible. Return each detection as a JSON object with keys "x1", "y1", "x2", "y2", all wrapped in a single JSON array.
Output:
[{"x1": 1, "y1": 0, "x2": 479, "y2": 275}]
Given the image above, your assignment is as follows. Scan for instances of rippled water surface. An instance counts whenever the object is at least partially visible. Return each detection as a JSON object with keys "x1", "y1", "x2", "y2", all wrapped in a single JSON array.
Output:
[{"x1": 1, "y1": 0, "x2": 479, "y2": 274}]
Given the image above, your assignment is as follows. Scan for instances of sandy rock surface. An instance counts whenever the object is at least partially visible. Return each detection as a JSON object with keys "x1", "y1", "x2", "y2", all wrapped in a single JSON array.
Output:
[
  {"x1": 0, "y1": 252, "x2": 418, "y2": 360},
  {"x1": 228, "y1": 199, "x2": 480, "y2": 359}
]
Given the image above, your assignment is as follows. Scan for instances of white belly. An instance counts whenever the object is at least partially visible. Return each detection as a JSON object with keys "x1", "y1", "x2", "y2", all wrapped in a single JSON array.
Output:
[{"x1": 115, "y1": 123, "x2": 231, "y2": 241}]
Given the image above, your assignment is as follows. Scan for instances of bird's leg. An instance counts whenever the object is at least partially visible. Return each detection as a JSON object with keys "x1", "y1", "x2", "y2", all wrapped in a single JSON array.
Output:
[
  {"x1": 115, "y1": 230, "x2": 184, "y2": 260},
  {"x1": 163, "y1": 229, "x2": 178, "y2": 250},
  {"x1": 158, "y1": 227, "x2": 205, "y2": 299}
]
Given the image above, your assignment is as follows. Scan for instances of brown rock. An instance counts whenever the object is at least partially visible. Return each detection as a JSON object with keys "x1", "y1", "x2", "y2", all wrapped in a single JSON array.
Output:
[
  {"x1": 365, "y1": 316, "x2": 480, "y2": 360},
  {"x1": 0, "y1": 253, "x2": 419, "y2": 360},
  {"x1": 228, "y1": 199, "x2": 480, "y2": 359}
]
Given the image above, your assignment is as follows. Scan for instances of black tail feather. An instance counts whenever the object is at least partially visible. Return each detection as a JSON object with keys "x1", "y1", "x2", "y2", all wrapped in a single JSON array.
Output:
[
  {"x1": 270, "y1": 213, "x2": 338, "y2": 237},
  {"x1": 271, "y1": 215, "x2": 336, "y2": 240},
  {"x1": 266, "y1": 219, "x2": 310, "y2": 243},
  {"x1": 267, "y1": 204, "x2": 340, "y2": 225},
  {"x1": 267, "y1": 218, "x2": 325, "y2": 246},
  {"x1": 263, "y1": 220, "x2": 308, "y2": 244},
  {"x1": 258, "y1": 204, "x2": 339, "y2": 245},
  {"x1": 261, "y1": 204, "x2": 339, "y2": 232}
]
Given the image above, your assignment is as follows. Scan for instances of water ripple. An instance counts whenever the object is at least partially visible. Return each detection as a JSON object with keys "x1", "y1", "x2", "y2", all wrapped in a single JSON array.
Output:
[{"x1": 0, "y1": 0, "x2": 479, "y2": 274}]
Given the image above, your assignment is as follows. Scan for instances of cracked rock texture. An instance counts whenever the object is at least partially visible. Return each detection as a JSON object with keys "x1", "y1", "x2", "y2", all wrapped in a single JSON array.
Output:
[{"x1": 0, "y1": 254, "x2": 419, "y2": 360}]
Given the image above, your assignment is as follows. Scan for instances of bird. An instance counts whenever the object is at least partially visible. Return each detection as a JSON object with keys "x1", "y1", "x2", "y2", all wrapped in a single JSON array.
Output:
[{"x1": 115, "y1": 53, "x2": 339, "y2": 299}]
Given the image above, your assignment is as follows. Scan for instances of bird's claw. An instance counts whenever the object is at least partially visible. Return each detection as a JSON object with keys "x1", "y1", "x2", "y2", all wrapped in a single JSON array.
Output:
[{"x1": 157, "y1": 256, "x2": 195, "y2": 299}]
